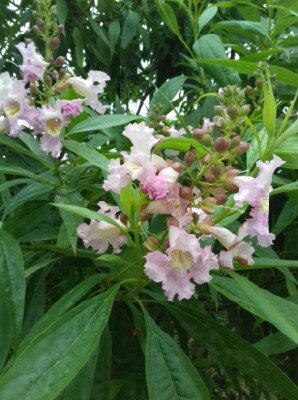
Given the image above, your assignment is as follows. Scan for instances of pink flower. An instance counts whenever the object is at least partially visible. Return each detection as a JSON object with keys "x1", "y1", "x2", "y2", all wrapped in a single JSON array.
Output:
[
  {"x1": 103, "y1": 159, "x2": 131, "y2": 193},
  {"x1": 77, "y1": 201, "x2": 127, "y2": 254},
  {"x1": 40, "y1": 104, "x2": 65, "y2": 136},
  {"x1": 147, "y1": 184, "x2": 192, "y2": 227},
  {"x1": 68, "y1": 70, "x2": 110, "y2": 114},
  {"x1": 233, "y1": 155, "x2": 284, "y2": 247},
  {"x1": 0, "y1": 73, "x2": 28, "y2": 120},
  {"x1": 208, "y1": 225, "x2": 254, "y2": 268},
  {"x1": 56, "y1": 99, "x2": 83, "y2": 119},
  {"x1": 140, "y1": 167, "x2": 179, "y2": 200},
  {"x1": 144, "y1": 226, "x2": 218, "y2": 301},
  {"x1": 16, "y1": 42, "x2": 49, "y2": 82},
  {"x1": 104, "y1": 122, "x2": 167, "y2": 194},
  {"x1": 40, "y1": 135, "x2": 62, "y2": 158},
  {"x1": 194, "y1": 118, "x2": 214, "y2": 135}
]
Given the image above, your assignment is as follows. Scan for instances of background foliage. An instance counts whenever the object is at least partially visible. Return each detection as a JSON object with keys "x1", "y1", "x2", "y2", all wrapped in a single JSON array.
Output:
[{"x1": 0, "y1": 0, "x2": 298, "y2": 399}]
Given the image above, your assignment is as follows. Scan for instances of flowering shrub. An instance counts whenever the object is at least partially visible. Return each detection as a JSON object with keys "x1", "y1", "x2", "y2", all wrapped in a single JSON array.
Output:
[{"x1": 0, "y1": 1, "x2": 298, "y2": 399}]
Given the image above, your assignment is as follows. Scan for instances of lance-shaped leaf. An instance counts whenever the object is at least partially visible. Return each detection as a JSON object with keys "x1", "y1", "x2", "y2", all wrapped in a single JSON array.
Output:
[
  {"x1": 211, "y1": 272, "x2": 298, "y2": 343},
  {"x1": 0, "y1": 230, "x2": 25, "y2": 344},
  {"x1": 0, "y1": 285, "x2": 118, "y2": 400},
  {"x1": 144, "y1": 310, "x2": 210, "y2": 400}
]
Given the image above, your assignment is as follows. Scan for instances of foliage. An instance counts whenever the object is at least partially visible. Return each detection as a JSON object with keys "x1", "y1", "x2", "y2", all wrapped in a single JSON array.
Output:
[{"x1": 0, "y1": 1, "x2": 298, "y2": 399}]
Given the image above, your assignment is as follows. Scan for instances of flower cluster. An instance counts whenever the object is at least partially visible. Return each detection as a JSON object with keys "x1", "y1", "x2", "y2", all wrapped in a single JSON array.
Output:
[
  {"x1": 0, "y1": 40, "x2": 109, "y2": 157},
  {"x1": 77, "y1": 111, "x2": 284, "y2": 300}
]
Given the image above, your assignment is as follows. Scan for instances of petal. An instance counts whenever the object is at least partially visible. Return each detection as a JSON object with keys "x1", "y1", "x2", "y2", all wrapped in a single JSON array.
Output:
[
  {"x1": 163, "y1": 270, "x2": 195, "y2": 301},
  {"x1": 144, "y1": 251, "x2": 170, "y2": 283}
]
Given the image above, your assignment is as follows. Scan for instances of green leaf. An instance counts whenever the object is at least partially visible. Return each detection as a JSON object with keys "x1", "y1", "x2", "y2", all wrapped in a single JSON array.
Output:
[
  {"x1": 16, "y1": 275, "x2": 108, "y2": 356},
  {"x1": 214, "y1": 20, "x2": 269, "y2": 38},
  {"x1": 119, "y1": 183, "x2": 134, "y2": 220},
  {"x1": 166, "y1": 302, "x2": 298, "y2": 400},
  {"x1": 154, "y1": 0, "x2": 180, "y2": 36},
  {"x1": 211, "y1": 273, "x2": 298, "y2": 343},
  {"x1": 0, "y1": 296, "x2": 11, "y2": 370},
  {"x1": 262, "y1": 73, "x2": 276, "y2": 137},
  {"x1": 271, "y1": 181, "x2": 298, "y2": 195},
  {"x1": 63, "y1": 140, "x2": 108, "y2": 170},
  {"x1": 272, "y1": 199, "x2": 298, "y2": 235},
  {"x1": 121, "y1": 11, "x2": 140, "y2": 49},
  {"x1": 19, "y1": 132, "x2": 55, "y2": 170},
  {"x1": 198, "y1": 5, "x2": 218, "y2": 32},
  {"x1": 55, "y1": 191, "x2": 85, "y2": 252},
  {"x1": 149, "y1": 75, "x2": 186, "y2": 115},
  {"x1": 0, "y1": 286, "x2": 118, "y2": 400},
  {"x1": 194, "y1": 58, "x2": 298, "y2": 87},
  {"x1": 69, "y1": 114, "x2": 141, "y2": 134},
  {"x1": 108, "y1": 20, "x2": 121, "y2": 50},
  {"x1": 193, "y1": 34, "x2": 241, "y2": 86},
  {"x1": 235, "y1": 257, "x2": 298, "y2": 270},
  {"x1": 0, "y1": 230, "x2": 25, "y2": 344},
  {"x1": 144, "y1": 311, "x2": 210, "y2": 400},
  {"x1": 4, "y1": 182, "x2": 53, "y2": 216},
  {"x1": 61, "y1": 344, "x2": 99, "y2": 400},
  {"x1": 56, "y1": 0, "x2": 68, "y2": 25},
  {"x1": 154, "y1": 136, "x2": 208, "y2": 156},
  {"x1": 275, "y1": 135, "x2": 298, "y2": 168},
  {"x1": 253, "y1": 332, "x2": 297, "y2": 355},
  {"x1": 52, "y1": 204, "x2": 122, "y2": 229}
]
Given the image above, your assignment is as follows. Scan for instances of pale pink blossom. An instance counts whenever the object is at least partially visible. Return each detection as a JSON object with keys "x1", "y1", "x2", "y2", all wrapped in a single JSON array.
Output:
[
  {"x1": 16, "y1": 42, "x2": 49, "y2": 82},
  {"x1": 208, "y1": 225, "x2": 254, "y2": 268},
  {"x1": 77, "y1": 201, "x2": 127, "y2": 254},
  {"x1": 56, "y1": 99, "x2": 83, "y2": 119},
  {"x1": 40, "y1": 135, "x2": 62, "y2": 158},
  {"x1": 0, "y1": 72, "x2": 28, "y2": 120},
  {"x1": 194, "y1": 118, "x2": 214, "y2": 135},
  {"x1": 104, "y1": 123, "x2": 167, "y2": 193},
  {"x1": 68, "y1": 70, "x2": 110, "y2": 114},
  {"x1": 147, "y1": 184, "x2": 192, "y2": 227},
  {"x1": 140, "y1": 167, "x2": 179, "y2": 200},
  {"x1": 40, "y1": 105, "x2": 65, "y2": 136},
  {"x1": 233, "y1": 155, "x2": 284, "y2": 246},
  {"x1": 144, "y1": 226, "x2": 218, "y2": 300},
  {"x1": 103, "y1": 158, "x2": 131, "y2": 193}
]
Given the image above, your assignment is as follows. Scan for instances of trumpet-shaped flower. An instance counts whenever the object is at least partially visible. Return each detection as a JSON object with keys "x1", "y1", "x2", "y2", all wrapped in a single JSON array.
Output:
[
  {"x1": 144, "y1": 226, "x2": 218, "y2": 300},
  {"x1": 40, "y1": 105, "x2": 65, "y2": 136},
  {"x1": 140, "y1": 167, "x2": 179, "y2": 200},
  {"x1": 16, "y1": 42, "x2": 49, "y2": 82},
  {"x1": 68, "y1": 70, "x2": 110, "y2": 114},
  {"x1": 233, "y1": 155, "x2": 284, "y2": 246},
  {"x1": 56, "y1": 99, "x2": 83, "y2": 119},
  {"x1": 208, "y1": 225, "x2": 254, "y2": 268},
  {"x1": 77, "y1": 201, "x2": 127, "y2": 254},
  {"x1": 40, "y1": 135, "x2": 62, "y2": 158}
]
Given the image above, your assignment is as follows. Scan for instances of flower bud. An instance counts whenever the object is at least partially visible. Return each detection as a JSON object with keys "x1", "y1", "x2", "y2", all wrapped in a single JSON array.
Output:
[
  {"x1": 184, "y1": 149, "x2": 197, "y2": 167},
  {"x1": 255, "y1": 78, "x2": 263, "y2": 89},
  {"x1": 211, "y1": 165, "x2": 222, "y2": 177},
  {"x1": 49, "y1": 36, "x2": 60, "y2": 50},
  {"x1": 44, "y1": 74, "x2": 52, "y2": 87},
  {"x1": 171, "y1": 162, "x2": 183, "y2": 173},
  {"x1": 245, "y1": 85, "x2": 254, "y2": 95},
  {"x1": 144, "y1": 236, "x2": 159, "y2": 252},
  {"x1": 119, "y1": 214, "x2": 128, "y2": 225},
  {"x1": 162, "y1": 238, "x2": 170, "y2": 250},
  {"x1": 202, "y1": 153, "x2": 211, "y2": 164},
  {"x1": 214, "y1": 105, "x2": 226, "y2": 116},
  {"x1": 32, "y1": 25, "x2": 39, "y2": 33},
  {"x1": 167, "y1": 217, "x2": 179, "y2": 227},
  {"x1": 221, "y1": 167, "x2": 239, "y2": 191},
  {"x1": 59, "y1": 69, "x2": 67, "y2": 79},
  {"x1": 32, "y1": 10, "x2": 38, "y2": 19},
  {"x1": 201, "y1": 134, "x2": 213, "y2": 147},
  {"x1": 140, "y1": 206, "x2": 151, "y2": 221},
  {"x1": 53, "y1": 56, "x2": 65, "y2": 67},
  {"x1": 50, "y1": 5, "x2": 57, "y2": 18},
  {"x1": 29, "y1": 82, "x2": 40, "y2": 95},
  {"x1": 214, "y1": 137, "x2": 229, "y2": 153},
  {"x1": 193, "y1": 128, "x2": 203, "y2": 140},
  {"x1": 37, "y1": 19, "x2": 45, "y2": 30},
  {"x1": 232, "y1": 141, "x2": 250, "y2": 154},
  {"x1": 204, "y1": 169, "x2": 216, "y2": 183},
  {"x1": 214, "y1": 192, "x2": 227, "y2": 204},
  {"x1": 239, "y1": 104, "x2": 250, "y2": 116},
  {"x1": 227, "y1": 105, "x2": 238, "y2": 119},
  {"x1": 51, "y1": 70, "x2": 59, "y2": 80},
  {"x1": 58, "y1": 24, "x2": 65, "y2": 33},
  {"x1": 179, "y1": 186, "x2": 193, "y2": 201},
  {"x1": 229, "y1": 135, "x2": 241, "y2": 149}
]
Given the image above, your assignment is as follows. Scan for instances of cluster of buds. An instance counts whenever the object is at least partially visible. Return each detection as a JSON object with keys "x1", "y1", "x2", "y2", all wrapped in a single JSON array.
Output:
[
  {"x1": 0, "y1": 3, "x2": 110, "y2": 157},
  {"x1": 77, "y1": 115, "x2": 284, "y2": 301}
]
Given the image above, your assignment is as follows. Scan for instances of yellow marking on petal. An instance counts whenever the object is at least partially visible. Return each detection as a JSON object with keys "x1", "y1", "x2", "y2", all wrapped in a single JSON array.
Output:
[
  {"x1": 45, "y1": 118, "x2": 61, "y2": 136},
  {"x1": 169, "y1": 249, "x2": 193, "y2": 271},
  {"x1": 3, "y1": 99, "x2": 21, "y2": 117}
]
